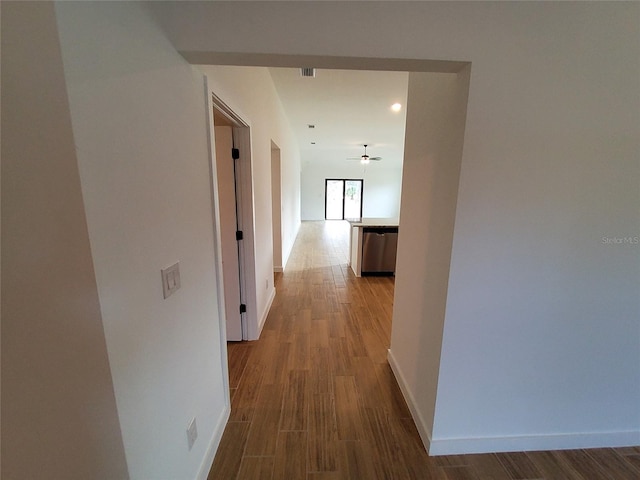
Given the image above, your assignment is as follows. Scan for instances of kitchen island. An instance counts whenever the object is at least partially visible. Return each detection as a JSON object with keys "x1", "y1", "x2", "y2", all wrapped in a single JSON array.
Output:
[{"x1": 345, "y1": 218, "x2": 399, "y2": 277}]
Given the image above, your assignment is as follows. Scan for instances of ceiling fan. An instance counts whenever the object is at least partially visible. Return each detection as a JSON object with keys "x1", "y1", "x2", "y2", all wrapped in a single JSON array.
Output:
[{"x1": 347, "y1": 144, "x2": 382, "y2": 164}]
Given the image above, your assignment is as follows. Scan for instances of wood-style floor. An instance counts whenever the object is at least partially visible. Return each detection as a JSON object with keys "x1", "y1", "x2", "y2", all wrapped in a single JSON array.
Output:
[{"x1": 208, "y1": 221, "x2": 640, "y2": 480}]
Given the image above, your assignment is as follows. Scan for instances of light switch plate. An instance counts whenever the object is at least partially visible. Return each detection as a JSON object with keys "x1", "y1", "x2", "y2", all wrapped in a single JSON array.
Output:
[
  {"x1": 161, "y1": 262, "x2": 181, "y2": 299},
  {"x1": 187, "y1": 417, "x2": 198, "y2": 450}
]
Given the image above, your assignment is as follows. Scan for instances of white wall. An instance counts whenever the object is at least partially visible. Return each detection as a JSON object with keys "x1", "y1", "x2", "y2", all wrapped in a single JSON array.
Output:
[
  {"x1": 2, "y1": 2, "x2": 128, "y2": 478},
  {"x1": 151, "y1": 0, "x2": 640, "y2": 454},
  {"x1": 301, "y1": 162, "x2": 402, "y2": 220},
  {"x1": 389, "y1": 69, "x2": 470, "y2": 450},
  {"x1": 198, "y1": 65, "x2": 301, "y2": 327},
  {"x1": 54, "y1": 2, "x2": 228, "y2": 478}
]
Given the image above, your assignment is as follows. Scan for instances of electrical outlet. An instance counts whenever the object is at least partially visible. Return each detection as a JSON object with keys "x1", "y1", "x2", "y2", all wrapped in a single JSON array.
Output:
[
  {"x1": 187, "y1": 417, "x2": 198, "y2": 451},
  {"x1": 265, "y1": 278, "x2": 269, "y2": 290}
]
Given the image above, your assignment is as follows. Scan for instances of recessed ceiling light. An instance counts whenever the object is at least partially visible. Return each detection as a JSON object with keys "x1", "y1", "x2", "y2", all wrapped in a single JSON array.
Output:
[{"x1": 391, "y1": 103, "x2": 402, "y2": 112}]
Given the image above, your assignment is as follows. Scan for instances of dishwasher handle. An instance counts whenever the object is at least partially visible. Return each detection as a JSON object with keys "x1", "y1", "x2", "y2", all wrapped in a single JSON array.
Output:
[{"x1": 362, "y1": 227, "x2": 399, "y2": 235}]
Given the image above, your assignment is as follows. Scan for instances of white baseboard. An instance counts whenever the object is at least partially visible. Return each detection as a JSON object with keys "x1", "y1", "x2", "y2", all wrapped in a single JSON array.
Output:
[
  {"x1": 256, "y1": 286, "x2": 276, "y2": 339},
  {"x1": 281, "y1": 221, "x2": 301, "y2": 272},
  {"x1": 387, "y1": 349, "x2": 640, "y2": 456},
  {"x1": 196, "y1": 404, "x2": 230, "y2": 480},
  {"x1": 387, "y1": 348, "x2": 433, "y2": 452},
  {"x1": 428, "y1": 430, "x2": 640, "y2": 456}
]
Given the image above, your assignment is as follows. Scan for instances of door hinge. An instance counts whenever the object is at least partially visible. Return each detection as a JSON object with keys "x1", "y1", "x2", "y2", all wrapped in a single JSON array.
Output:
[
  {"x1": 236, "y1": 230, "x2": 243, "y2": 241},
  {"x1": 239, "y1": 304, "x2": 247, "y2": 314},
  {"x1": 232, "y1": 148, "x2": 240, "y2": 160}
]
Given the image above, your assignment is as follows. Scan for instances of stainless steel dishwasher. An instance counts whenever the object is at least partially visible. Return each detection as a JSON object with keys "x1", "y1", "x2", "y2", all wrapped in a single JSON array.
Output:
[{"x1": 361, "y1": 227, "x2": 399, "y2": 275}]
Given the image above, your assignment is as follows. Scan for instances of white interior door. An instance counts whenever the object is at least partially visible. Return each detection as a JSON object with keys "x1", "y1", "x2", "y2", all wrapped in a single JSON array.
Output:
[{"x1": 214, "y1": 125, "x2": 242, "y2": 341}]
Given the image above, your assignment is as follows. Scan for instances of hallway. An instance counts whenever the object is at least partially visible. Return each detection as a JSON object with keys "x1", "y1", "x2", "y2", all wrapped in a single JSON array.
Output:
[{"x1": 208, "y1": 221, "x2": 639, "y2": 480}]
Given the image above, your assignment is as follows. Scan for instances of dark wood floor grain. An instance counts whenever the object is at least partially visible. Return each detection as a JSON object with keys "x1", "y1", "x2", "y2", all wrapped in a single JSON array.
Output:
[{"x1": 208, "y1": 221, "x2": 639, "y2": 480}]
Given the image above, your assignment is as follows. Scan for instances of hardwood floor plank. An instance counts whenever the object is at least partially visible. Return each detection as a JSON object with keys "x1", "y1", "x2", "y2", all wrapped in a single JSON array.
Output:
[
  {"x1": 290, "y1": 332, "x2": 311, "y2": 371},
  {"x1": 343, "y1": 312, "x2": 368, "y2": 357},
  {"x1": 334, "y1": 376, "x2": 363, "y2": 440},
  {"x1": 227, "y1": 342, "x2": 253, "y2": 389},
  {"x1": 277, "y1": 314, "x2": 295, "y2": 342},
  {"x1": 328, "y1": 337, "x2": 353, "y2": 376},
  {"x1": 262, "y1": 341, "x2": 292, "y2": 385},
  {"x1": 309, "y1": 347, "x2": 333, "y2": 394},
  {"x1": 280, "y1": 369, "x2": 309, "y2": 431},
  {"x1": 584, "y1": 448, "x2": 640, "y2": 479},
  {"x1": 244, "y1": 384, "x2": 284, "y2": 456},
  {"x1": 273, "y1": 431, "x2": 307, "y2": 480},
  {"x1": 360, "y1": 326, "x2": 389, "y2": 364},
  {"x1": 433, "y1": 455, "x2": 471, "y2": 468},
  {"x1": 208, "y1": 421, "x2": 250, "y2": 480},
  {"x1": 351, "y1": 357, "x2": 385, "y2": 411},
  {"x1": 309, "y1": 318, "x2": 331, "y2": 349},
  {"x1": 616, "y1": 446, "x2": 640, "y2": 456},
  {"x1": 464, "y1": 453, "x2": 513, "y2": 480},
  {"x1": 495, "y1": 451, "x2": 543, "y2": 479},
  {"x1": 359, "y1": 406, "x2": 411, "y2": 479},
  {"x1": 391, "y1": 417, "x2": 433, "y2": 477},
  {"x1": 237, "y1": 456, "x2": 274, "y2": 480},
  {"x1": 308, "y1": 393, "x2": 339, "y2": 472},
  {"x1": 625, "y1": 454, "x2": 640, "y2": 471},
  {"x1": 440, "y1": 466, "x2": 480, "y2": 480},
  {"x1": 556, "y1": 449, "x2": 617, "y2": 480},
  {"x1": 327, "y1": 311, "x2": 347, "y2": 339},
  {"x1": 230, "y1": 362, "x2": 265, "y2": 422},
  {"x1": 374, "y1": 362, "x2": 412, "y2": 419},
  {"x1": 526, "y1": 450, "x2": 585, "y2": 480},
  {"x1": 338, "y1": 440, "x2": 377, "y2": 480}
]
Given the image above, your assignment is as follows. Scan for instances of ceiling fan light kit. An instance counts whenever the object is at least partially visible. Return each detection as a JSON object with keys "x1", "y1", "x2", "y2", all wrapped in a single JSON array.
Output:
[{"x1": 347, "y1": 144, "x2": 382, "y2": 164}]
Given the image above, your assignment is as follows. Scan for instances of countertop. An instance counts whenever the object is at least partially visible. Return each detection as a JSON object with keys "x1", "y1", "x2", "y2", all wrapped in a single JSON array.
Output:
[{"x1": 345, "y1": 217, "x2": 399, "y2": 227}]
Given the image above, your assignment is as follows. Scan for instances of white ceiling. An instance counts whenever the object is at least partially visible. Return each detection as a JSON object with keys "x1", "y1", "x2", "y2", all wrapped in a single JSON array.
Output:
[{"x1": 268, "y1": 68, "x2": 408, "y2": 169}]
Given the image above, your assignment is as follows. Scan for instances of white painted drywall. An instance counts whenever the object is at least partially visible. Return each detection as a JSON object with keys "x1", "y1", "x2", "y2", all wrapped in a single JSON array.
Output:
[
  {"x1": 197, "y1": 65, "x2": 301, "y2": 330},
  {"x1": 301, "y1": 162, "x2": 402, "y2": 220},
  {"x1": 151, "y1": 1, "x2": 640, "y2": 453},
  {"x1": 389, "y1": 69, "x2": 470, "y2": 451},
  {"x1": 1, "y1": 2, "x2": 128, "y2": 478},
  {"x1": 54, "y1": 2, "x2": 228, "y2": 478}
]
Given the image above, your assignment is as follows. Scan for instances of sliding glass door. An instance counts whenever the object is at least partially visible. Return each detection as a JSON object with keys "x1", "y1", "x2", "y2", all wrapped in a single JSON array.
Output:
[{"x1": 325, "y1": 179, "x2": 363, "y2": 220}]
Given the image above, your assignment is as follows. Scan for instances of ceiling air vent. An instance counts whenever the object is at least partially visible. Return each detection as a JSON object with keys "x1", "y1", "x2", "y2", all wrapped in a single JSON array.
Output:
[{"x1": 300, "y1": 67, "x2": 316, "y2": 78}]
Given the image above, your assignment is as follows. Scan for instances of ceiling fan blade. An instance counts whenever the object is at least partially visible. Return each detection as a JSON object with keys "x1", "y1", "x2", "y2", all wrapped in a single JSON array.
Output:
[{"x1": 346, "y1": 146, "x2": 382, "y2": 162}]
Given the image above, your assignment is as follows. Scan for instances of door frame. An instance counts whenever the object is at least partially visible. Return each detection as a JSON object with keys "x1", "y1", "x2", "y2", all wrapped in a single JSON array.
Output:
[
  {"x1": 271, "y1": 141, "x2": 283, "y2": 272},
  {"x1": 205, "y1": 81, "x2": 259, "y2": 342},
  {"x1": 324, "y1": 178, "x2": 364, "y2": 220}
]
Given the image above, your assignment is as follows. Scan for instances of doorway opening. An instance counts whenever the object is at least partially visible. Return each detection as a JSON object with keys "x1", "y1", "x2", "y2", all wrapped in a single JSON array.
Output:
[
  {"x1": 271, "y1": 142, "x2": 283, "y2": 272},
  {"x1": 210, "y1": 92, "x2": 258, "y2": 341},
  {"x1": 325, "y1": 179, "x2": 363, "y2": 220}
]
